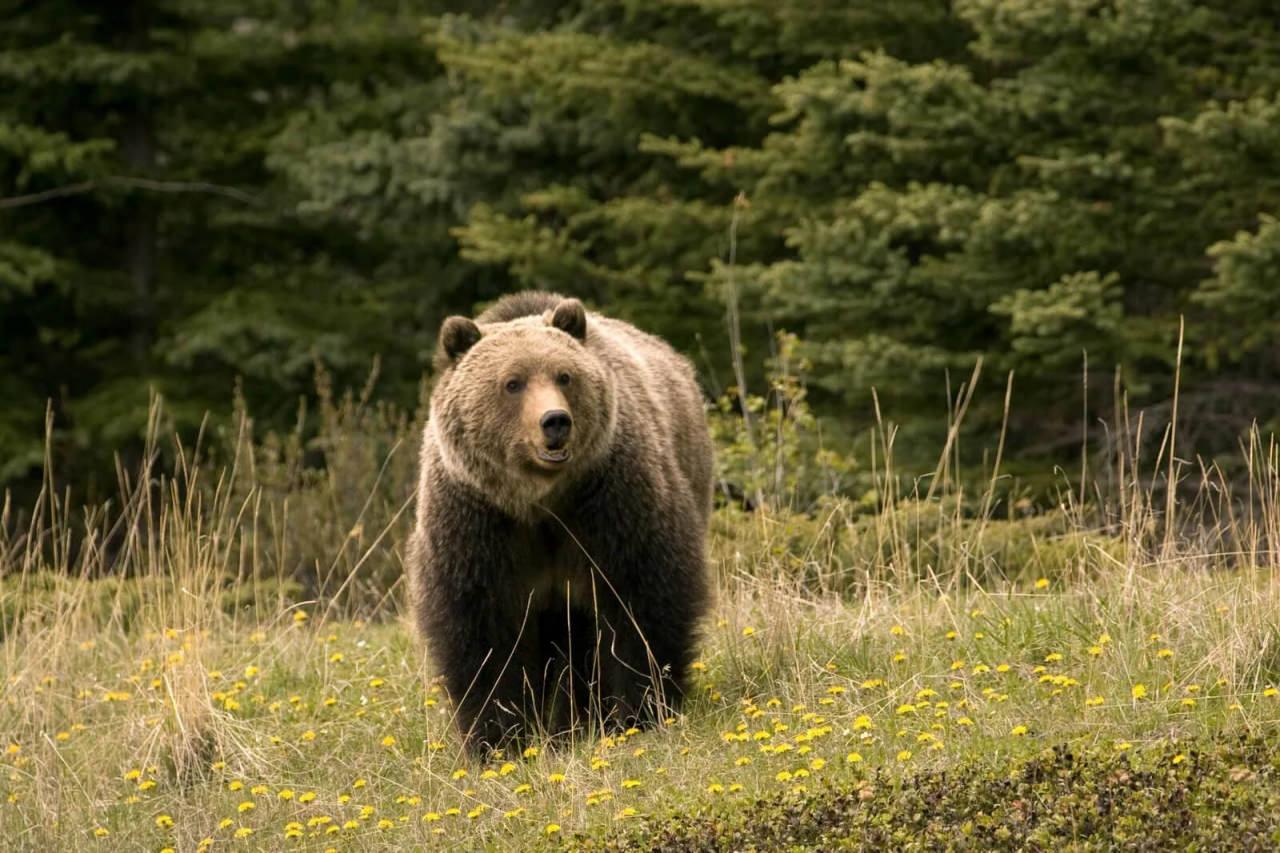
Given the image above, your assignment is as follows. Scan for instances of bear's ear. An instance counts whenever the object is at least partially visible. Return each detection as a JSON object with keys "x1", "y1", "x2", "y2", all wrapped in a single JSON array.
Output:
[
  {"x1": 549, "y1": 298, "x2": 587, "y2": 341},
  {"x1": 436, "y1": 316, "x2": 481, "y2": 369}
]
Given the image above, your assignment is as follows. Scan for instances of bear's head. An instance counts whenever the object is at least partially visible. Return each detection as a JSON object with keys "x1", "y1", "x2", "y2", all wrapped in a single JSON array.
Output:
[{"x1": 428, "y1": 298, "x2": 617, "y2": 514}]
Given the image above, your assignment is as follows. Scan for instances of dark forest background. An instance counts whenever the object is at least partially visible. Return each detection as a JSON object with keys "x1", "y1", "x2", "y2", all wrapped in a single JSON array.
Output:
[{"x1": 4, "y1": 1, "x2": 1280, "y2": 502}]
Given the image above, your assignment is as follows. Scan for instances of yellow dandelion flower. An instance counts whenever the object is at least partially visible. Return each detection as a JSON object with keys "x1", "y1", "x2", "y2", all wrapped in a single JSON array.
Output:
[
  {"x1": 545, "y1": 824, "x2": 561, "y2": 835},
  {"x1": 741, "y1": 626, "x2": 756, "y2": 637},
  {"x1": 522, "y1": 746, "x2": 540, "y2": 759},
  {"x1": 846, "y1": 752, "x2": 863, "y2": 763},
  {"x1": 293, "y1": 611, "x2": 308, "y2": 623},
  {"x1": 622, "y1": 779, "x2": 642, "y2": 789},
  {"x1": 278, "y1": 789, "x2": 294, "y2": 800},
  {"x1": 514, "y1": 784, "x2": 532, "y2": 794},
  {"x1": 547, "y1": 772, "x2": 566, "y2": 783},
  {"x1": 234, "y1": 827, "x2": 254, "y2": 838},
  {"x1": 1157, "y1": 648, "x2": 1174, "y2": 659},
  {"x1": 155, "y1": 815, "x2": 174, "y2": 828},
  {"x1": 93, "y1": 827, "x2": 110, "y2": 838},
  {"x1": 237, "y1": 802, "x2": 255, "y2": 813},
  {"x1": 1263, "y1": 687, "x2": 1278, "y2": 698},
  {"x1": 382, "y1": 735, "x2": 397, "y2": 747},
  {"x1": 1034, "y1": 577, "x2": 1049, "y2": 589},
  {"x1": 896, "y1": 750, "x2": 912, "y2": 762},
  {"x1": 1011, "y1": 725, "x2": 1028, "y2": 737},
  {"x1": 1086, "y1": 695, "x2": 1104, "y2": 707},
  {"x1": 1131, "y1": 684, "x2": 1148, "y2": 700},
  {"x1": 1172, "y1": 753, "x2": 1186, "y2": 764}
]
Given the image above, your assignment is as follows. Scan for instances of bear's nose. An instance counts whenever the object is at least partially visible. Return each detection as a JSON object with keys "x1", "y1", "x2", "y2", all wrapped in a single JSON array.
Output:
[{"x1": 540, "y1": 410, "x2": 572, "y2": 449}]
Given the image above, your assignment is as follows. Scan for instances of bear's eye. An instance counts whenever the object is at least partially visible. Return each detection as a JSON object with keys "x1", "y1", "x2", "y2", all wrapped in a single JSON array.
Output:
[
  {"x1": 556, "y1": 372, "x2": 572, "y2": 387},
  {"x1": 504, "y1": 378, "x2": 524, "y2": 394}
]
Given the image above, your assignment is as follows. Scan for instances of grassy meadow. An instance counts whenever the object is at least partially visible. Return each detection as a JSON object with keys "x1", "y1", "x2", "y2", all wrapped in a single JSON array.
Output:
[{"x1": 3, "y1": 387, "x2": 1280, "y2": 850}]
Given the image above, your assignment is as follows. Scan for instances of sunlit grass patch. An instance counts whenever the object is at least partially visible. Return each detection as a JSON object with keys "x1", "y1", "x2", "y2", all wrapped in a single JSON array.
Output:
[{"x1": 3, "y1": 562, "x2": 1279, "y2": 850}]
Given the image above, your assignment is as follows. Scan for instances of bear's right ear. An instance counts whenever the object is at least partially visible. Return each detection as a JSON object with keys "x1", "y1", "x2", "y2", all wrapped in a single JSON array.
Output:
[{"x1": 435, "y1": 316, "x2": 481, "y2": 369}]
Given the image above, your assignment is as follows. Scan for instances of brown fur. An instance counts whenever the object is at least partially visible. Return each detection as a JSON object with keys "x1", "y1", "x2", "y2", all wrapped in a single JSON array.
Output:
[{"x1": 406, "y1": 292, "x2": 713, "y2": 750}]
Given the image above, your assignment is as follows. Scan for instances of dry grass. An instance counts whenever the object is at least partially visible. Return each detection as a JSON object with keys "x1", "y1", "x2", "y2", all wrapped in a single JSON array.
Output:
[{"x1": 2, "y1": 383, "x2": 1280, "y2": 849}]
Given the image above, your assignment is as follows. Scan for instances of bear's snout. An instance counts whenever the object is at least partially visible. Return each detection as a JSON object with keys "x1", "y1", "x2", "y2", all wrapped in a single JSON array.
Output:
[{"x1": 539, "y1": 409, "x2": 573, "y2": 449}]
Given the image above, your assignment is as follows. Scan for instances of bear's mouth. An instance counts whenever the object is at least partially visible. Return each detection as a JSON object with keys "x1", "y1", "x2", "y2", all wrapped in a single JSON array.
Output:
[{"x1": 535, "y1": 447, "x2": 571, "y2": 465}]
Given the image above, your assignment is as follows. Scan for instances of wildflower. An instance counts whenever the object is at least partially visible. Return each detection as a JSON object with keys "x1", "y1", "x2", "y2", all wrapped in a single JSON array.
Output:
[
  {"x1": 890, "y1": 625, "x2": 905, "y2": 636},
  {"x1": 1131, "y1": 684, "x2": 1148, "y2": 700},
  {"x1": 1034, "y1": 578, "x2": 1049, "y2": 589},
  {"x1": 301, "y1": 730, "x2": 316, "y2": 742},
  {"x1": 513, "y1": 784, "x2": 532, "y2": 794},
  {"x1": 1011, "y1": 725, "x2": 1028, "y2": 737},
  {"x1": 1264, "y1": 687, "x2": 1278, "y2": 698},
  {"x1": 547, "y1": 772, "x2": 566, "y2": 783},
  {"x1": 298, "y1": 792, "x2": 316, "y2": 803},
  {"x1": 741, "y1": 627, "x2": 756, "y2": 637},
  {"x1": 707, "y1": 783, "x2": 725, "y2": 794},
  {"x1": 278, "y1": 789, "x2": 294, "y2": 800},
  {"x1": 896, "y1": 750, "x2": 912, "y2": 762},
  {"x1": 1172, "y1": 753, "x2": 1186, "y2": 765},
  {"x1": 545, "y1": 824, "x2": 561, "y2": 835},
  {"x1": 155, "y1": 815, "x2": 174, "y2": 829},
  {"x1": 522, "y1": 746, "x2": 539, "y2": 759},
  {"x1": 93, "y1": 827, "x2": 110, "y2": 838},
  {"x1": 853, "y1": 715, "x2": 874, "y2": 730},
  {"x1": 846, "y1": 752, "x2": 863, "y2": 763},
  {"x1": 238, "y1": 802, "x2": 255, "y2": 813},
  {"x1": 1157, "y1": 648, "x2": 1174, "y2": 659},
  {"x1": 1086, "y1": 696, "x2": 1104, "y2": 707},
  {"x1": 234, "y1": 827, "x2": 254, "y2": 838},
  {"x1": 622, "y1": 779, "x2": 642, "y2": 789},
  {"x1": 382, "y1": 736, "x2": 397, "y2": 747},
  {"x1": 293, "y1": 611, "x2": 308, "y2": 623}
]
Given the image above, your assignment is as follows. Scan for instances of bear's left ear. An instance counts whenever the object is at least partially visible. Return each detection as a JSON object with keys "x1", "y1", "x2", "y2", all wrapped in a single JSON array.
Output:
[{"x1": 549, "y1": 298, "x2": 587, "y2": 341}]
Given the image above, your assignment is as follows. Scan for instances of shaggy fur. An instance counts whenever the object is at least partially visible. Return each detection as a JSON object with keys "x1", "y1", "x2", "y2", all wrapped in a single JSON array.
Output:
[{"x1": 406, "y1": 292, "x2": 713, "y2": 750}]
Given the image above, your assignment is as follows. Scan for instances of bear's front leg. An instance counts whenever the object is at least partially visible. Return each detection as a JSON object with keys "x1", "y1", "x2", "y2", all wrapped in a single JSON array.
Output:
[
  {"x1": 573, "y1": 468, "x2": 710, "y2": 730},
  {"x1": 415, "y1": 483, "x2": 543, "y2": 752},
  {"x1": 424, "y1": 580, "x2": 542, "y2": 751}
]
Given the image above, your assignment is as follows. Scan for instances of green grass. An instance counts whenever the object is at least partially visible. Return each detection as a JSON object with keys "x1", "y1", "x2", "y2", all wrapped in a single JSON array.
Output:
[
  {"x1": 4, "y1": 393, "x2": 1280, "y2": 849},
  {"x1": 4, "y1": 561, "x2": 1279, "y2": 850}
]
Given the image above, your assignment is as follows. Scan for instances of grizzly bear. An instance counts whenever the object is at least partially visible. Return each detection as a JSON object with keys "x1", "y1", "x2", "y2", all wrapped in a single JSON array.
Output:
[{"x1": 406, "y1": 291, "x2": 713, "y2": 750}]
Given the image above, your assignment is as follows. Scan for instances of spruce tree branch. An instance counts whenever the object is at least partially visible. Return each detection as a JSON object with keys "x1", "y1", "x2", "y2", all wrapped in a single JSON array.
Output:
[{"x1": 0, "y1": 177, "x2": 260, "y2": 209}]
